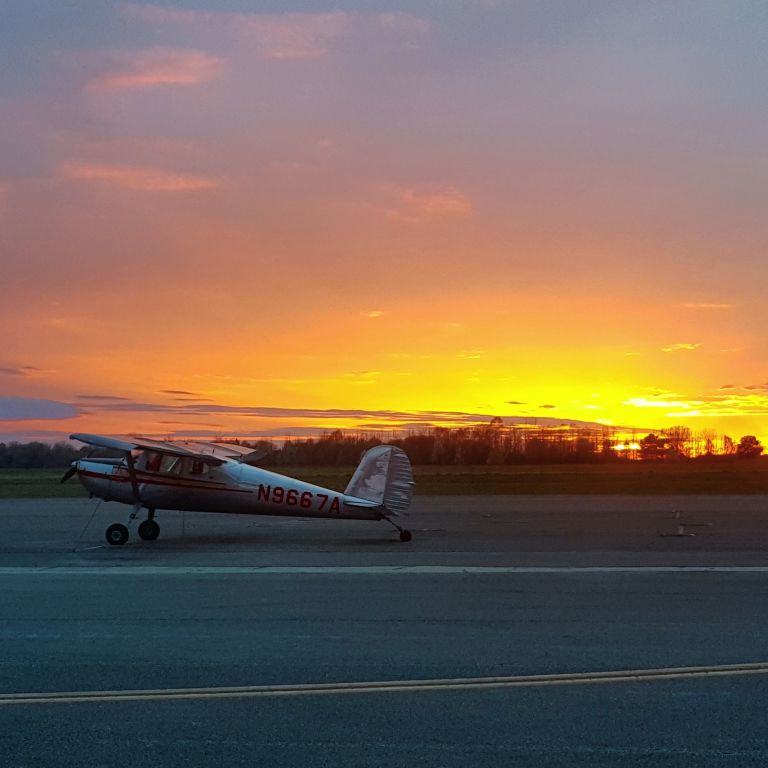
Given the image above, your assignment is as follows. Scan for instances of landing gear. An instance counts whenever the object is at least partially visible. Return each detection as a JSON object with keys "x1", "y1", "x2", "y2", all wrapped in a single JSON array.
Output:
[
  {"x1": 384, "y1": 517, "x2": 413, "y2": 543},
  {"x1": 105, "y1": 507, "x2": 160, "y2": 545},
  {"x1": 105, "y1": 523, "x2": 129, "y2": 546},
  {"x1": 138, "y1": 519, "x2": 160, "y2": 541}
]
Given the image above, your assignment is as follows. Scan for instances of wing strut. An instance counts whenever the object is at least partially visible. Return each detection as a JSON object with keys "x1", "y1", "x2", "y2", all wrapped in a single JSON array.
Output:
[{"x1": 124, "y1": 450, "x2": 141, "y2": 504}]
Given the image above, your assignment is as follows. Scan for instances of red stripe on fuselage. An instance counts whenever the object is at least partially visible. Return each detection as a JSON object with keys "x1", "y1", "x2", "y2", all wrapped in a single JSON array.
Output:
[{"x1": 77, "y1": 469, "x2": 252, "y2": 494}]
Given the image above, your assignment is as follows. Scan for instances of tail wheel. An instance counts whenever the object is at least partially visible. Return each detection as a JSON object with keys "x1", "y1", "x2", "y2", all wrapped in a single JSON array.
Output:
[
  {"x1": 106, "y1": 523, "x2": 129, "y2": 546},
  {"x1": 399, "y1": 529, "x2": 412, "y2": 543},
  {"x1": 138, "y1": 519, "x2": 160, "y2": 541}
]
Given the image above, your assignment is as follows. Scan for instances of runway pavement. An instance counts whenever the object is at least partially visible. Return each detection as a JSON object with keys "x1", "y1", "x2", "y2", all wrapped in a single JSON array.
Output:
[
  {"x1": 4, "y1": 493, "x2": 768, "y2": 566},
  {"x1": 2, "y1": 495, "x2": 768, "y2": 766}
]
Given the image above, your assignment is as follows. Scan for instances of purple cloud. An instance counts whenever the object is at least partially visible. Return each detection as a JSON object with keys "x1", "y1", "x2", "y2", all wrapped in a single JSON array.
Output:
[
  {"x1": 76, "y1": 394, "x2": 132, "y2": 401},
  {"x1": 0, "y1": 397, "x2": 78, "y2": 421}
]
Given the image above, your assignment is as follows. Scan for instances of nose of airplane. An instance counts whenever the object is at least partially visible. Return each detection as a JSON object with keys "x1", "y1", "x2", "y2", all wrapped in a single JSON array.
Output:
[{"x1": 60, "y1": 460, "x2": 79, "y2": 484}]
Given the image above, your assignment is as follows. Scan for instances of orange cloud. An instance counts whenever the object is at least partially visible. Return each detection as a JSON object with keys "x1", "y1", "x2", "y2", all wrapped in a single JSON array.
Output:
[
  {"x1": 61, "y1": 162, "x2": 219, "y2": 192},
  {"x1": 90, "y1": 47, "x2": 224, "y2": 90},
  {"x1": 661, "y1": 342, "x2": 701, "y2": 352},
  {"x1": 387, "y1": 185, "x2": 473, "y2": 223}
]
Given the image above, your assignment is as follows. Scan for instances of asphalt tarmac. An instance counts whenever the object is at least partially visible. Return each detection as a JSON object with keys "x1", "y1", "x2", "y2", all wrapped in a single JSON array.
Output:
[{"x1": 2, "y1": 495, "x2": 768, "y2": 766}]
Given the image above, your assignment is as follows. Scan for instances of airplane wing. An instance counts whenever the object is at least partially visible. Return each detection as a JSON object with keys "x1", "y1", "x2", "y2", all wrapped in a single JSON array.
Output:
[
  {"x1": 69, "y1": 433, "x2": 226, "y2": 465},
  {"x1": 180, "y1": 441, "x2": 268, "y2": 465}
]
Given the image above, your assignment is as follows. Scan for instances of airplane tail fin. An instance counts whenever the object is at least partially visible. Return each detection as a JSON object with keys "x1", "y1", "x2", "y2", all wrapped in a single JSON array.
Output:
[{"x1": 344, "y1": 445, "x2": 414, "y2": 516}]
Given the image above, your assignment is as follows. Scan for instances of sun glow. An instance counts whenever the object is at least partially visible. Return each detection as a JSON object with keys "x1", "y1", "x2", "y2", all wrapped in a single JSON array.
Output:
[{"x1": 1, "y1": 3, "x2": 767, "y2": 446}]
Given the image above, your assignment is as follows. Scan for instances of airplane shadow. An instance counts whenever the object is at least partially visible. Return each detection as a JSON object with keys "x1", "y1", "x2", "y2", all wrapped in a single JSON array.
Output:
[{"x1": 118, "y1": 532, "x2": 407, "y2": 550}]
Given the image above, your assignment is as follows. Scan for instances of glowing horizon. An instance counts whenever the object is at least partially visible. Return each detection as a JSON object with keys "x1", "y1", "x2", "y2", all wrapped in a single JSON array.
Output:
[{"x1": 1, "y1": 2, "x2": 767, "y2": 446}]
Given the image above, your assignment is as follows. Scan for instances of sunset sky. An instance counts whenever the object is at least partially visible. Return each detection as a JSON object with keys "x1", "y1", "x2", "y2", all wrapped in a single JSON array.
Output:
[{"x1": 1, "y1": 1, "x2": 767, "y2": 445}]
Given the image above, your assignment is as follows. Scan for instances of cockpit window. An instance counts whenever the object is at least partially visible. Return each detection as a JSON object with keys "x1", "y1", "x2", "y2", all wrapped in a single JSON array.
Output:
[
  {"x1": 136, "y1": 451, "x2": 210, "y2": 475},
  {"x1": 159, "y1": 455, "x2": 182, "y2": 474},
  {"x1": 143, "y1": 451, "x2": 162, "y2": 472}
]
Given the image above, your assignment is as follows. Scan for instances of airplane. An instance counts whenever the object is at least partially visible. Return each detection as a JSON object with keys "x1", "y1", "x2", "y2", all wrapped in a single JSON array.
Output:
[{"x1": 62, "y1": 433, "x2": 415, "y2": 545}]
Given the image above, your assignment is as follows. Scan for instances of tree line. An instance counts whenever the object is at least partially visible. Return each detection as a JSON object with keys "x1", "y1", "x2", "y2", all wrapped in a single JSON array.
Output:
[
  {"x1": 0, "y1": 422, "x2": 763, "y2": 468},
  {"x1": 267, "y1": 423, "x2": 765, "y2": 466}
]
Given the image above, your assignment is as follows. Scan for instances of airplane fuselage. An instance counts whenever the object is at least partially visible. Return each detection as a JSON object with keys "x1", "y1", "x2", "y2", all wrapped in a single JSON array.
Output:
[{"x1": 75, "y1": 459, "x2": 383, "y2": 521}]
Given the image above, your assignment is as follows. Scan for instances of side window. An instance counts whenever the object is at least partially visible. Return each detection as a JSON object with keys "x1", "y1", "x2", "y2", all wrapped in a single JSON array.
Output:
[
  {"x1": 145, "y1": 452, "x2": 162, "y2": 472},
  {"x1": 159, "y1": 455, "x2": 182, "y2": 474}
]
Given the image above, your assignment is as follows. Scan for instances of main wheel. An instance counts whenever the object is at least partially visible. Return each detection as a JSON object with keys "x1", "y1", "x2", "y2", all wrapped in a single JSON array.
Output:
[
  {"x1": 399, "y1": 529, "x2": 412, "y2": 543},
  {"x1": 106, "y1": 523, "x2": 129, "y2": 546},
  {"x1": 138, "y1": 519, "x2": 160, "y2": 541}
]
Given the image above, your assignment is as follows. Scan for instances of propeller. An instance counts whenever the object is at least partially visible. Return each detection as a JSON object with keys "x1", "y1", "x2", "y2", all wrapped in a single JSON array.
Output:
[{"x1": 60, "y1": 463, "x2": 78, "y2": 484}]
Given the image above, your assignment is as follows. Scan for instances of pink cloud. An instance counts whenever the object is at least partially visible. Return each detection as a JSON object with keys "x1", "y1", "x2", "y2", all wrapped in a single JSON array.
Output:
[
  {"x1": 61, "y1": 162, "x2": 219, "y2": 192},
  {"x1": 377, "y1": 12, "x2": 431, "y2": 40},
  {"x1": 123, "y1": 4, "x2": 428, "y2": 60},
  {"x1": 124, "y1": 4, "x2": 350, "y2": 60},
  {"x1": 386, "y1": 185, "x2": 473, "y2": 223},
  {"x1": 90, "y1": 47, "x2": 224, "y2": 90},
  {"x1": 238, "y1": 12, "x2": 351, "y2": 60}
]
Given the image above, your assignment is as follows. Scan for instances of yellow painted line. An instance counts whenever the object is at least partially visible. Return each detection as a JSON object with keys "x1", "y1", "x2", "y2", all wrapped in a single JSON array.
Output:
[{"x1": 2, "y1": 663, "x2": 768, "y2": 706}]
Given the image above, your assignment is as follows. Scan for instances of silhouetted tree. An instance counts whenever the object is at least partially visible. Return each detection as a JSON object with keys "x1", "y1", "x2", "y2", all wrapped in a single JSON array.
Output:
[
  {"x1": 736, "y1": 435, "x2": 764, "y2": 459},
  {"x1": 664, "y1": 426, "x2": 692, "y2": 459},
  {"x1": 639, "y1": 433, "x2": 667, "y2": 461}
]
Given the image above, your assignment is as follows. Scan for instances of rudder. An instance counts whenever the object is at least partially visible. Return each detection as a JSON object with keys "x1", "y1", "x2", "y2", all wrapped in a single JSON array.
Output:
[{"x1": 344, "y1": 445, "x2": 414, "y2": 516}]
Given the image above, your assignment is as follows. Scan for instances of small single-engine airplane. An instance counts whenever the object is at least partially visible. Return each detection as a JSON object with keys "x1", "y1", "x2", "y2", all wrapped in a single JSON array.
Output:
[{"x1": 63, "y1": 433, "x2": 415, "y2": 545}]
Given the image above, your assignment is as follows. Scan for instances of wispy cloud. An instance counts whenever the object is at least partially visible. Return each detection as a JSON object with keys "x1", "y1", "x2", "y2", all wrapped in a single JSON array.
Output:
[
  {"x1": 157, "y1": 420, "x2": 224, "y2": 427},
  {"x1": 682, "y1": 303, "x2": 733, "y2": 310},
  {"x1": 0, "y1": 365, "x2": 54, "y2": 377},
  {"x1": 625, "y1": 397, "x2": 691, "y2": 409},
  {"x1": 125, "y1": 5, "x2": 350, "y2": 60},
  {"x1": 0, "y1": 397, "x2": 78, "y2": 421},
  {"x1": 61, "y1": 162, "x2": 219, "y2": 192},
  {"x1": 65, "y1": 399, "x2": 609, "y2": 429},
  {"x1": 76, "y1": 394, "x2": 132, "y2": 401},
  {"x1": 626, "y1": 390, "x2": 768, "y2": 419},
  {"x1": 124, "y1": 5, "x2": 428, "y2": 60},
  {"x1": 90, "y1": 47, "x2": 224, "y2": 90},
  {"x1": 237, "y1": 12, "x2": 351, "y2": 60},
  {"x1": 387, "y1": 185, "x2": 473, "y2": 223},
  {"x1": 661, "y1": 343, "x2": 701, "y2": 353}
]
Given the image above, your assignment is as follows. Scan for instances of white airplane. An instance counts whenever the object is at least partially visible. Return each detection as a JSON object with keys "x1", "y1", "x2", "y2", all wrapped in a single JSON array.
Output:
[{"x1": 63, "y1": 433, "x2": 415, "y2": 545}]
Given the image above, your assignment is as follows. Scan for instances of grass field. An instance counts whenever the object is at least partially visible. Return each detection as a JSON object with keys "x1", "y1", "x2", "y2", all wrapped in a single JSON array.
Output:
[{"x1": 2, "y1": 460, "x2": 768, "y2": 498}]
